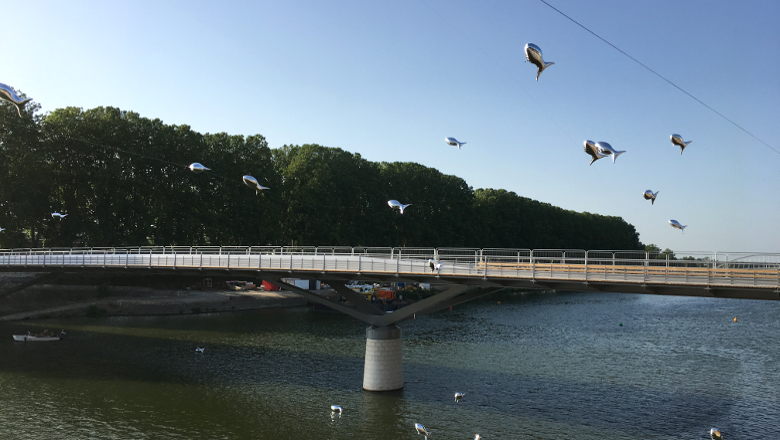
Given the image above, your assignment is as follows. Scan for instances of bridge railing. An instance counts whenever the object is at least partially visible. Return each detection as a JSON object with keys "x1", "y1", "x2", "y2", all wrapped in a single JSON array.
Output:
[{"x1": 0, "y1": 247, "x2": 778, "y2": 290}]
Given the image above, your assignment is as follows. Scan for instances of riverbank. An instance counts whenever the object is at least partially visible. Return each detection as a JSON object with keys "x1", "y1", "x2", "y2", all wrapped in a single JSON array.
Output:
[{"x1": 0, "y1": 286, "x2": 306, "y2": 321}]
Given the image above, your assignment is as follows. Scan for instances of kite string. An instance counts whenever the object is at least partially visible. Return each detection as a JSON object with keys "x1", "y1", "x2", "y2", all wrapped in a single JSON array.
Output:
[{"x1": 537, "y1": 0, "x2": 779, "y2": 156}]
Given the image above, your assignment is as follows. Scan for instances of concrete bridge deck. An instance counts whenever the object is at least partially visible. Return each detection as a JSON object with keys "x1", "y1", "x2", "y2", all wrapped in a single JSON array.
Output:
[{"x1": 1, "y1": 246, "x2": 778, "y2": 299}]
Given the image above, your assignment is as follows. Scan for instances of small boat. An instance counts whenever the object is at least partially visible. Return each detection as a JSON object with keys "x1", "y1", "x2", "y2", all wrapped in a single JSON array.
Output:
[{"x1": 13, "y1": 330, "x2": 65, "y2": 342}]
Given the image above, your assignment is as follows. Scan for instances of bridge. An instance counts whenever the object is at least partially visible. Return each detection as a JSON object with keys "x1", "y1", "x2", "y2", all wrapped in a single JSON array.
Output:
[{"x1": 2, "y1": 245, "x2": 778, "y2": 391}]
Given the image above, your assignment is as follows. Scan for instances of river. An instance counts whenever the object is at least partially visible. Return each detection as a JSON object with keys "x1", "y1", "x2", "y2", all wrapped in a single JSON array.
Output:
[{"x1": 1, "y1": 290, "x2": 778, "y2": 439}]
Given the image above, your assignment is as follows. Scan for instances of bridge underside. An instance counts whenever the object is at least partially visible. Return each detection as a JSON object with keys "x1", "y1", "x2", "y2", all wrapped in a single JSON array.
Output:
[{"x1": 2, "y1": 265, "x2": 777, "y2": 305}]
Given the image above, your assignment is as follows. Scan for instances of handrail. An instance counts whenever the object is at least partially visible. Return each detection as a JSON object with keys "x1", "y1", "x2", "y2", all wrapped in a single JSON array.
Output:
[{"x1": 0, "y1": 246, "x2": 777, "y2": 291}]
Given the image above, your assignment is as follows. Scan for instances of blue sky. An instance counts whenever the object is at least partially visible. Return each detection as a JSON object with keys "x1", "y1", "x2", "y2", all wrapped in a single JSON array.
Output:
[{"x1": 2, "y1": 0, "x2": 778, "y2": 252}]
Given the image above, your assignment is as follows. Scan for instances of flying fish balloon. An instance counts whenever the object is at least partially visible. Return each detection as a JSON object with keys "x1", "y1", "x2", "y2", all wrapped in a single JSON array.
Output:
[
  {"x1": 595, "y1": 141, "x2": 625, "y2": 163},
  {"x1": 188, "y1": 163, "x2": 210, "y2": 173},
  {"x1": 242, "y1": 175, "x2": 269, "y2": 194},
  {"x1": 669, "y1": 219, "x2": 687, "y2": 233},
  {"x1": 524, "y1": 43, "x2": 555, "y2": 81},
  {"x1": 388, "y1": 200, "x2": 411, "y2": 214},
  {"x1": 643, "y1": 190, "x2": 659, "y2": 204},
  {"x1": 445, "y1": 137, "x2": 466, "y2": 149},
  {"x1": 0, "y1": 83, "x2": 32, "y2": 117},
  {"x1": 584, "y1": 140, "x2": 608, "y2": 165},
  {"x1": 670, "y1": 134, "x2": 692, "y2": 154}
]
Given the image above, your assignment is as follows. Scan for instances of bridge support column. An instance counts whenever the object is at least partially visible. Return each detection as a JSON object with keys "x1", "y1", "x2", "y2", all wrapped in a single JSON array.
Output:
[{"x1": 363, "y1": 325, "x2": 403, "y2": 391}]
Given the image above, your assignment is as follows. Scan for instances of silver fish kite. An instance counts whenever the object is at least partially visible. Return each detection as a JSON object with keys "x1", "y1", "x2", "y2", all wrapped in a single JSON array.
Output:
[
  {"x1": 188, "y1": 163, "x2": 210, "y2": 173},
  {"x1": 330, "y1": 405, "x2": 343, "y2": 414},
  {"x1": 455, "y1": 392, "x2": 464, "y2": 402},
  {"x1": 670, "y1": 134, "x2": 692, "y2": 155},
  {"x1": 669, "y1": 219, "x2": 686, "y2": 233},
  {"x1": 525, "y1": 43, "x2": 554, "y2": 81},
  {"x1": 710, "y1": 428, "x2": 722, "y2": 440},
  {"x1": 643, "y1": 190, "x2": 659, "y2": 205},
  {"x1": 51, "y1": 212, "x2": 68, "y2": 219},
  {"x1": 595, "y1": 141, "x2": 625, "y2": 163},
  {"x1": 242, "y1": 175, "x2": 269, "y2": 194},
  {"x1": 0, "y1": 83, "x2": 32, "y2": 117},
  {"x1": 388, "y1": 200, "x2": 411, "y2": 214},
  {"x1": 445, "y1": 137, "x2": 466, "y2": 149},
  {"x1": 584, "y1": 140, "x2": 608, "y2": 165}
]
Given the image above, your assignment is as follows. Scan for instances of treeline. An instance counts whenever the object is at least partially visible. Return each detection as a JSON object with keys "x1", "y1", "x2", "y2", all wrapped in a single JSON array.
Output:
[{"x1": 0, "y1": 102, "x2": 643, "y2": 250}]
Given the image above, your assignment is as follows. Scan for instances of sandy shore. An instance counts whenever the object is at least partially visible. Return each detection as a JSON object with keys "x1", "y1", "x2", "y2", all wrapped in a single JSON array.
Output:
[{"x1": 0, "y1": 288, "x2": 307, "y2": 321}]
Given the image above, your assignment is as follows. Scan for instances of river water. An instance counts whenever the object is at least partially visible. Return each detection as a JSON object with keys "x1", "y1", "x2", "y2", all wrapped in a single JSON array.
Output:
[{"x1": 1, "y1": 291, "x2": 778, "y2": 439}]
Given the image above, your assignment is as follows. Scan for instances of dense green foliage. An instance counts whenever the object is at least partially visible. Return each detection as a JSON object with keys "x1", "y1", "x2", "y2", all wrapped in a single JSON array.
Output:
[{"x1": 0, "y1": 101, "x2": 642, "y2": 250}]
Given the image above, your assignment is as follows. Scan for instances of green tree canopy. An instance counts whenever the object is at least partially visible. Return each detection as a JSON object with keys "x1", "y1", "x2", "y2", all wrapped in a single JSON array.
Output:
[{"x1": 0, "y1": 102, "x2": 645, "y2": 250}]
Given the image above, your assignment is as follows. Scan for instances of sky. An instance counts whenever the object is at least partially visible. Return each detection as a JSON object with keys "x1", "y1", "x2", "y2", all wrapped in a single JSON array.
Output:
[{"x1": 2, "y1": 0, "x2": 778, "y2": 253}]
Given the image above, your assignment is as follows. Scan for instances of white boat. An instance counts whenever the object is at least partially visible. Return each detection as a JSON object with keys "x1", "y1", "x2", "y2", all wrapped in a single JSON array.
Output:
[{"x1": 13, "y1": 330, "x2": 65, "y2": 342}]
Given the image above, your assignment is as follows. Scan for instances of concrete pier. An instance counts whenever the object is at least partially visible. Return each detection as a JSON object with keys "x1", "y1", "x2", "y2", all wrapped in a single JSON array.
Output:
[{"x1": 363, "y1": 325, "x2": 403, "y2": 391}]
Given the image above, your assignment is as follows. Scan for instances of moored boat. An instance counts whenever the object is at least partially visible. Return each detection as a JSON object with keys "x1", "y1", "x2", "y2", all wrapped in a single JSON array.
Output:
[{"x1": 12, "y1": 330, "x2": 65, "y2": 342}]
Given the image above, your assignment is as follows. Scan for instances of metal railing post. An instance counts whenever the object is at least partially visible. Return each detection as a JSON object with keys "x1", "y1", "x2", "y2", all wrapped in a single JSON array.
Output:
[{"x1": 584, "y1": 250, "x2": 588, "y2": 281}]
